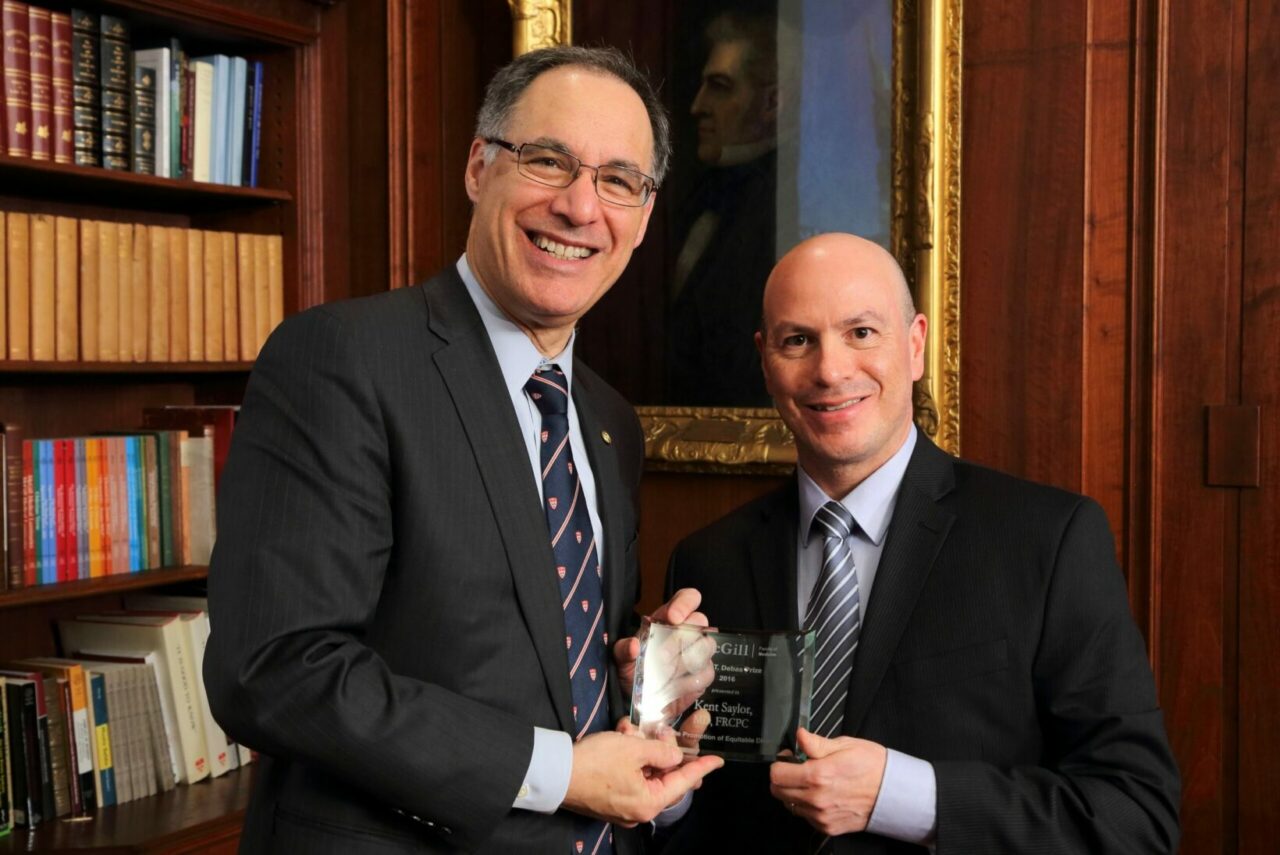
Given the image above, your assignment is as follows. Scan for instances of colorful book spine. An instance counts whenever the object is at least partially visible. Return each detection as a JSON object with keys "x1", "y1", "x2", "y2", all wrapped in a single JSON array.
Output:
[
  {"x1": 85, "y1": 670, "x2": 115, "y2": 807},
  {"x1": 85, "y1": 438, "x2": 102, "y2": 577},
  {"x1": 2, "y1": 1, "x2": 32, "y2": 158},
  {"x1": 54, "y1": 438, "x2": 68, "y2": 582},
  {"x1": 122, "y1": 436, "x2": 140, "y2": 572},
  {"x1": 69, "y1": 8, "x2": 100, "y2": 167},
  {"x1": 75, "y1": 439, "x2": 88, "y2": 579},
  {"x1": 39, "y1": 439, "x2": 55, "y2": 584},
  {"x1": 21, "y1": 439, "x2": 34, "y2": 587}
]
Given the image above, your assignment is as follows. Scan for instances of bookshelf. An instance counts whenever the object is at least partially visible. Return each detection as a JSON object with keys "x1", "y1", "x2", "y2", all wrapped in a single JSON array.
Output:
[{"x1": 0, "y1": 0, "x2": 369, "y2": 850}]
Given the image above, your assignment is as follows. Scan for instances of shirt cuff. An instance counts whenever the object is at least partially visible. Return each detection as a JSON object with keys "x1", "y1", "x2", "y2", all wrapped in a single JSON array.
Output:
[
  {"x1": 653, "y1": 790, "x2": 693, "y2": 827},
  {"x1": 866, "y1": 749, "x2": 937, "y2": 845},
  {"x1": 513, "y1": 727, "x2": 573, "y2": 813}
]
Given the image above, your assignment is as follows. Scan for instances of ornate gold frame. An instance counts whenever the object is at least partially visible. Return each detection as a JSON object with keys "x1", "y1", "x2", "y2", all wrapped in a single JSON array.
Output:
[
  {"x1": 510, "y1": 0, "x2": 962, "y2": 473},
  {"x1": 506, "y1": 0, "x2": 572, "y2": 55}
]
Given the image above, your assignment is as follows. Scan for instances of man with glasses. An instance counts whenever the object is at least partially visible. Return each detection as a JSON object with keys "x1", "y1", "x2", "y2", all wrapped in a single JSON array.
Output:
[{"x1": 205, "y1": 46, "x2": 721, "y2": 855}]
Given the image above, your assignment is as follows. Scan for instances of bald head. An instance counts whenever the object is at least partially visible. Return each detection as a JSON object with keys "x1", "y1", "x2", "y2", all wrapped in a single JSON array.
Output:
[
  {"x1": 762, "y1": 234, "x2": 914, "y2": 340},
  {"x1": 754, "y1": 233, "x2": 926, "y2": 497}
]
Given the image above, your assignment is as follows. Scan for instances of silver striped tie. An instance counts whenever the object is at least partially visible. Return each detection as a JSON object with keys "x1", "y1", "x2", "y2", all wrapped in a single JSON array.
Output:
[{"x1": 805, "y1": 501, "x2": 861, "y2": 736}]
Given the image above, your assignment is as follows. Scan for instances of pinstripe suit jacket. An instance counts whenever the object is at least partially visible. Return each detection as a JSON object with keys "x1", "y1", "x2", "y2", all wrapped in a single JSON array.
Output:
[
  {"x1": 204, "y1": 268, "x2": 646, "y2": 853},
  {"x1": 662, "y1": 435, "x2": 1180, "y2": 854}
]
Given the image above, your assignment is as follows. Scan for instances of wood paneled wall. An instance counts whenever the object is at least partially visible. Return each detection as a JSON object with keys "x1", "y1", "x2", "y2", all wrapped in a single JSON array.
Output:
[{"x1": 392, "y1": 0, "x2": 1279, "y2": 849}]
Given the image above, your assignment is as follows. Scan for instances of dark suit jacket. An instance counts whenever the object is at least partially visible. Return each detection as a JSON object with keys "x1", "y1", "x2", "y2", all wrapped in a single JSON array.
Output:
[
  {"x1": 663, "y1": 435, "x2": 1180, "y2": 854},
  {"x1": 204, "y1": 268, "x2": 646, "y2": 853}
]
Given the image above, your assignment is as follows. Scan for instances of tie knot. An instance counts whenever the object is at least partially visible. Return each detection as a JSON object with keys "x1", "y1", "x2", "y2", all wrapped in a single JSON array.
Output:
[
  {"x1": 813, "y1": 500, "x2": 855, "y2": 542},
  {"x1": 526, "y1": 365, "x2": 569, "y2": 416}
]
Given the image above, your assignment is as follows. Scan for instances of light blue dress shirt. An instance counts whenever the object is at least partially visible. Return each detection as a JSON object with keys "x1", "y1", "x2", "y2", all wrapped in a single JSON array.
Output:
[
  {"x1": 456, "y1": 255, "x2": 595, "y2": 813},
  {"x1": 795, "y1": 425, "x2": 937, "y2": 846}
]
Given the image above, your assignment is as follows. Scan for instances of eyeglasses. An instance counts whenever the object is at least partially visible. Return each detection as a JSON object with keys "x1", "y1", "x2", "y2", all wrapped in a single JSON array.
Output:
[{"x1": 486, "y1": 138, "x2": 656, "y2": 207}]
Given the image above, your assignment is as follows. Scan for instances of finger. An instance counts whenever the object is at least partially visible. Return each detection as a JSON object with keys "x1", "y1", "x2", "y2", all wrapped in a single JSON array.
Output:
[
  {"x1": 795, "y1": 727, "x2": 834, "y2": 760},
  {"x1": 616, "y1": 717, "x2": 640, "y2": 737},
  {"x1": 636, "y1": 736, "x2": 685, "y2": 771},
  {"x1": 683, "y1": 610, "x2": 710, "y2": 628},
  {"x1": 655, "y1": 588, "x2": 703, "y2": 625},
  {"x1": 652, "y1": 753, "x2": 723, "y2": 802},
  {"x1": 770, "y1": 758, "x2": 809, "y2": 789},
  {"x1": 613, "y1": 636, "x2": 640, "y2": 666}
]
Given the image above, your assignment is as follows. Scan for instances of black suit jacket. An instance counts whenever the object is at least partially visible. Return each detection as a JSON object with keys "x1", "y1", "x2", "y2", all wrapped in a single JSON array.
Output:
[
  {"x1": 663, "y1": 435, "x2": 1180, "y2": 854},
  {"x1": 204, "y1": 268, "x2": 646, "y2": 853}
]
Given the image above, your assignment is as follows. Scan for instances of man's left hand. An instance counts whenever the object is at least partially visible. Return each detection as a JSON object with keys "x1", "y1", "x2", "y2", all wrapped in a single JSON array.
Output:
[{"x1": 769, "y1": 728, "x2": 888, "y2": 837}]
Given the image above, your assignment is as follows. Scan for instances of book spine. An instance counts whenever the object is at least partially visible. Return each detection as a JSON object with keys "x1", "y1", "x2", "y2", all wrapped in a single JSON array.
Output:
[
  {"x1": 3, "y1": 424, "x2": 23, "y2": 591},
  {"x1": 2, "y1": 1, "x2": 32, "y2": 158},
  {"x1": 78, "y1": 220, "x2": 99, "y2": 361},
  {"x1": 21, "y1": 440, "x2": 34, "y2": 586},
  {"x1": 25, "y1": 5, "x2": 50, "y2": 161},
  {"x1": 54, "y1": 438, "x2": 68, "y2": 582},
  {"x1": 96, "y1": 221, "x2": 118, "y2": 361},
  {"x1": 168, "y1": 227, "x2": 188, "y2": 361},
  {"x1": 54, "y1": 215, "x2": 77, "y2": 361},
  {"x1": 70, "y1": 8, "x2": 100, "y2": 167},
  {"x1": 49, "y1": 12, "x2": 71, "y2": 163},
  {"x1": 122, "y1": 437, "x2": 139, "y2": 571},
  {"x1": 141, "y1": 436, "x2": 160, "y2": 569},
  {"x1": 74, "y1": 438, "x2": 88, "y2": 579},
  {"x1": 86, "y1": 672, "x2": 116, "y2": 808},
  {"x1": 7, "y1": 212, "x2": 30, "y2": 360},
  {"x1": 28, "y1": 213, "x2": 54, "y2": 361},
  {"x1": 0, "y1": 676, "x2": 10, "y2": 829},
  {"x1": 33, "y1": 440, "x2": 48, "y2": 581},
  {"x1": 5, "y1": 681, "x2": 39, "y2": 826},
  {"x1": 55, "y1": 679, "x2": 82, "y2": 816},
  {"x1": 248, "y1": 60, "x2": 262, "y2": 187},
  {"x1": 130, "y1": 59, "x2": 155, "y2": 175},
  {"x1": 98, "y1": 14, "x2": 129, "y2": 170},
  {"x1": 186, "y1": 229, "x2": 203, "y2": 361},
  {"x1": 85, "y1": 438, "x2": 101, "y2": 576}
]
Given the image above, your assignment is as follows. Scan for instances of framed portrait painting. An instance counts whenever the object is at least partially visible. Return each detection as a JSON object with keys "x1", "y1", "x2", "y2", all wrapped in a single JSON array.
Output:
[{"x1": 506, "y1": 0, "x2": 962, "y2": 472}]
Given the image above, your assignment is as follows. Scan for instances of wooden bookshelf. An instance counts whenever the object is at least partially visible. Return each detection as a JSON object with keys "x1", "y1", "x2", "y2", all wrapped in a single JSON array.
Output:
[
  {"x1": 0, "y1": 565, "x2": 209, "y2": 610},
  {"x1": 0, "y1": 764, "x2": 254, "y2": 854},
  {"x1": 0, "y1": 0, "x2": 378, "y2": 850}
]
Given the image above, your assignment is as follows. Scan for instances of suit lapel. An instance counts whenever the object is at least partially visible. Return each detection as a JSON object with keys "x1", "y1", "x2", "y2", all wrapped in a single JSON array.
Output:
[
  {"x1": 425, "y1": 272, "x2": 575, "y2": 732},
  {"x1": 843, "y1": 436, "x2": 957, "y2": 733},
  {"x1": 749, "y1": 484, "x2": 800, "y2": 632}
]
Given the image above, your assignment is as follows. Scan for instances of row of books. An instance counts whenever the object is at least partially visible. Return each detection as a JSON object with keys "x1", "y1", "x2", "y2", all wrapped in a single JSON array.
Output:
[
  {"x1": 16, "y1": 431, "x2": 215, "y2": 589},
  {"x1": 1, "y1": 211, "x2": 284, "y2": 363},
  {"x1": 1, "y1": 3, "x2": 265, "y2": 185},
  {"x1": 0, "y1": 597, "x2": 254, "y2": 832},
  {"x1": 1, "y1": 405, "x2": 239, "y2": 592}
]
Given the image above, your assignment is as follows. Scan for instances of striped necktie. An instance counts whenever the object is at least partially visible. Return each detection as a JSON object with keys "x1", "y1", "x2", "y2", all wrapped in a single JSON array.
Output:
[
  {"x1": 805, "y1": 500, "x2": 862, "y2": 737},
  {"x1": 526, "y1": 365, "x2": 613, "y2": 855}
]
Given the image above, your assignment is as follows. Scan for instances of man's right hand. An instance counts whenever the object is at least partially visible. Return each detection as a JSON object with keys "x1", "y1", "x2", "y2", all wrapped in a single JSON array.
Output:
[{"x1": 562, "y1": 731, "x2": 724, "y2": 826}]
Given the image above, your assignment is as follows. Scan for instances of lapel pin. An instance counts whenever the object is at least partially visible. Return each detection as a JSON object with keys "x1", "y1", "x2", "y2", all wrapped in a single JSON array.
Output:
[{"x1": 601, "y1": 430, "x2": 612, "y2": 445}]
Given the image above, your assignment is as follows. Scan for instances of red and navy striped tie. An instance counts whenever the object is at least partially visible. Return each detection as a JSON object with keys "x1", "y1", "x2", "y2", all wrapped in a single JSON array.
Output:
[{"x1": 527, "y1": 365, "x2": 613, "y2": 855}]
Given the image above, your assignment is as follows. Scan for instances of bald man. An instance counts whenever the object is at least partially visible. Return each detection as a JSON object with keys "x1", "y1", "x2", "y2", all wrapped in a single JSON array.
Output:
[{"x1": 661, "y1": 235, "x2": 1180, "y2": 853}]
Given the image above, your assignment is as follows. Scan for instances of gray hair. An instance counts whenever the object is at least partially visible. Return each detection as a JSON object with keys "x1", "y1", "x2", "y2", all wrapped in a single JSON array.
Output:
[{"x1": 474, "y1": 45, "x2": 671, "y2": 186}]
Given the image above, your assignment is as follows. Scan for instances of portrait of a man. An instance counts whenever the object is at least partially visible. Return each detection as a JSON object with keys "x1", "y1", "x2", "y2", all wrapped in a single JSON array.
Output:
[{"x1": 663, "y1": 0, "x2": 894, "y2": 408}]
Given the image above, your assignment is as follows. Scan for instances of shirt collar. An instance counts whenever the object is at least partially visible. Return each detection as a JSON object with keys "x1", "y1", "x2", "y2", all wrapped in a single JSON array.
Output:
[
  {"x1": 797, "y1": 424, "x2": 918, "y2": 546},
  {"x1": 456, "y1": 253, "x2": 575, "y2": 396}
]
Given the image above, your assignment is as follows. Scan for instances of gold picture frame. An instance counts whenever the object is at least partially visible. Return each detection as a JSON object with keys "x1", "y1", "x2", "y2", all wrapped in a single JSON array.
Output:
[{"x1": 509, "y1": 0, "x2": 962, "y2": 473}]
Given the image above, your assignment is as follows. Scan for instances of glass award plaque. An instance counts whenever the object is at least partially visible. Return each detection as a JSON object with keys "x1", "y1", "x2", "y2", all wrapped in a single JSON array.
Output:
[{"x1": 629, "y1": 618, "x2": 815, "y2": 762}]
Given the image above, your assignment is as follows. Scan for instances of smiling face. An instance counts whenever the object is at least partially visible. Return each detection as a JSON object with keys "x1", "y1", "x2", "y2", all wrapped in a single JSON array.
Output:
[
  {"x1": 464, "y1": 66, "x2": 656, "y2": 355},
  {"x1": 755, "y1": 234, "x2": 926, "y2": 498}
]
